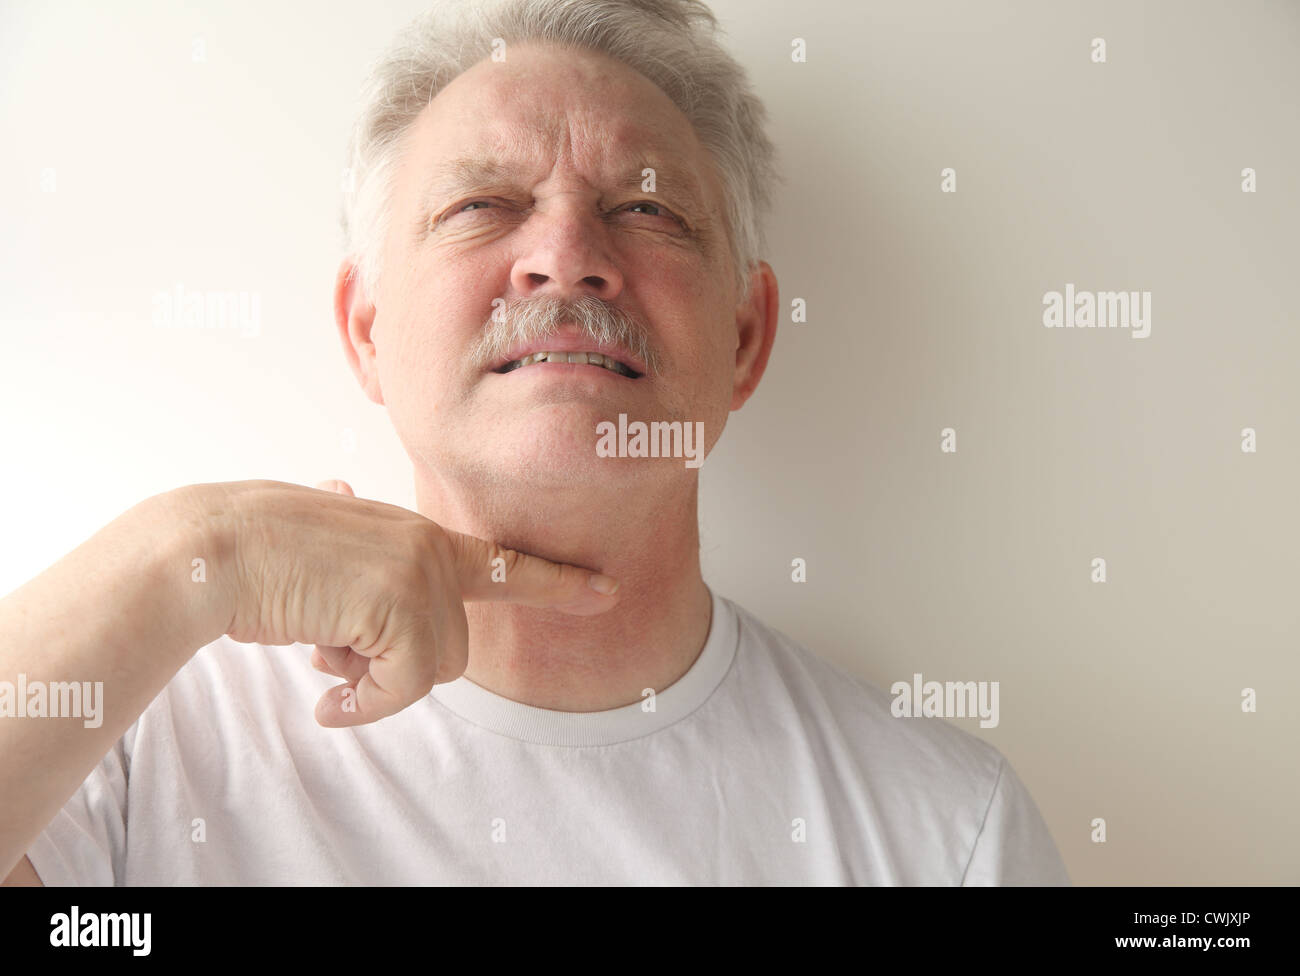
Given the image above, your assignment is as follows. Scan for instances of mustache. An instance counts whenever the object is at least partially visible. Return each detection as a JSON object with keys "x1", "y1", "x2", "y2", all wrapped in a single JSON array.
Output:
[{"x1": 470, "y1": 295, "x2": 661, "y2": 375}]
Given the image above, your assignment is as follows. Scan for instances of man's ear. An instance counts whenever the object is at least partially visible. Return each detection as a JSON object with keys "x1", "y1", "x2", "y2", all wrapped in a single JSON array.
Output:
[
  {"x1": 731, "y1": 260, "x2": 778, "y2": 411},
  {"x1": 334, "y1": 257, "x2": 384, "y2": 406}
]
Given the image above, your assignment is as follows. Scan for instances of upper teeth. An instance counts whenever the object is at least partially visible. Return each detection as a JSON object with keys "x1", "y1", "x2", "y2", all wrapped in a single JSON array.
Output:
[{"x1": 504, "y1": 351, "x2": 634, "y2": 375}]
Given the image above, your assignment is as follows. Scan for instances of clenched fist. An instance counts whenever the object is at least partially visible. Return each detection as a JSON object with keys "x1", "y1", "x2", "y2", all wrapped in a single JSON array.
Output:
[{"x1": 203, "y1": 479, "x2": 620, "y2": 728}]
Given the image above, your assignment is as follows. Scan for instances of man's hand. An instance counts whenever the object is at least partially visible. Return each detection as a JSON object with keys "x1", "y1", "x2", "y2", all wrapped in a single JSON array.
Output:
[
  {"x1": 308, "y1": 479, "x2": 360, "y2": 685},
  {"x1": 212, "y1": 478, "x2": 620, "y2": 728}
]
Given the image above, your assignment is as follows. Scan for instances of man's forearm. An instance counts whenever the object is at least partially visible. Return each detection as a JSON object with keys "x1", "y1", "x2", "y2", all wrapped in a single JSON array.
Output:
[{"x1": 0, "y1": 486, "x2": 232, "y2": 876}]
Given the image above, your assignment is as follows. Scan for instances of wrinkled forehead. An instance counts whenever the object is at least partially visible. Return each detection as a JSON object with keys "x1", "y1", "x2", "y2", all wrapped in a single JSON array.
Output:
[
  {"x1": 398, "y1": 42, "x2": 722, "y2": 214},
  {"x1": 429, "y1": 40, "x2": 695, "y2": 142}
]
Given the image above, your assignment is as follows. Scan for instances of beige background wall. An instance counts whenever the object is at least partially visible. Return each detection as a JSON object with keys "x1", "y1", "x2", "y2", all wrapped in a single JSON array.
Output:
[{"x1": 1, "y1": 0, "x2": 1295, "y2": 884}]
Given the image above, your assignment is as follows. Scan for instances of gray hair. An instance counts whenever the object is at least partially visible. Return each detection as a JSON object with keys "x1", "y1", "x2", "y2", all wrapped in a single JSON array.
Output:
[{"x1": 340, "y1": 0, "x2": 781, "y2": 305}]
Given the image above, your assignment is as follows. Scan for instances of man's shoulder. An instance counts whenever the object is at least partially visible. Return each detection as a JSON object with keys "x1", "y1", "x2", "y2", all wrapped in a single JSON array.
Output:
[
  {"x1": 720, "y1": 596, "x2": 1073, "y2": 887},
  {"x1": 722, "y1": 595, "x2": 1004, "y2": 789}
]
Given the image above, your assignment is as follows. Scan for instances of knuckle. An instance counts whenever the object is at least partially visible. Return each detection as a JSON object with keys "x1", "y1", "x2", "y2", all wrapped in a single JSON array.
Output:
[
  {"x1": 414, "y1": 633, "x2": 442, "y2": 689},
  {"x1": 490, "y1": 543, "x2": 525, "y2": 578},
  {"x1": 435, "y1": 605, "x2": 470, "y2": 682},
  {"x1": 415, "y1": 521, "x2": 453, "y2": 572}
]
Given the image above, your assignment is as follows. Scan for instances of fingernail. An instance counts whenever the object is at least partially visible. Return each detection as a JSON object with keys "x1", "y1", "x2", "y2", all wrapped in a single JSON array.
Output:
[{"x1": 587, "y1": 574, "x2": 619, "y2": 595}]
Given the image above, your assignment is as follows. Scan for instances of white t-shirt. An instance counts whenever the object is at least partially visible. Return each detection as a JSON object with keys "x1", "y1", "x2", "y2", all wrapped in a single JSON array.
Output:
[{"x1": 27, "y1": 587, "x2": 1069, "y2": 885}]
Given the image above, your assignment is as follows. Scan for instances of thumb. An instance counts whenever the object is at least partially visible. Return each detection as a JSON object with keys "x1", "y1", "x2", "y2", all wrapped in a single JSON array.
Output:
[
  {"x1": 444, "y1": 529, "x2": 621, "y2": 616},
  {"x1": 315, "y1": 479, "x2": 356, "y2": 497}
]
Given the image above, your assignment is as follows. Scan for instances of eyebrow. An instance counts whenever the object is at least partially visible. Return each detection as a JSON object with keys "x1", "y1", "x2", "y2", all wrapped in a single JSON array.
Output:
[{"x1": 422, "y1": 154, "x2": 711, "y2": 220}]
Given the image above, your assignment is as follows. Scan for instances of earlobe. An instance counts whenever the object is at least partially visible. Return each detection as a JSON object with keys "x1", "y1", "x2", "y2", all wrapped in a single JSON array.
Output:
[
  {"x1": 730, "y1": 260, "x2": 779, "y2": 411},
  {"x1": 334, "y1": 259, "x2": 384, "y2": 406}
]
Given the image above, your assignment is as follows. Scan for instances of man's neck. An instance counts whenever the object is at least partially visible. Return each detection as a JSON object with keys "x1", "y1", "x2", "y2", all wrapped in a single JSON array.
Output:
[{"x1": 414, "y1": 468, "x2": 712, "y2": 712}]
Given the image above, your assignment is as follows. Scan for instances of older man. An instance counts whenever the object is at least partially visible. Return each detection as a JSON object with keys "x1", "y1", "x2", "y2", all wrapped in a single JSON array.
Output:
[{"x1": 1, "y1": 0, "x2": 1068, "y2": 885}]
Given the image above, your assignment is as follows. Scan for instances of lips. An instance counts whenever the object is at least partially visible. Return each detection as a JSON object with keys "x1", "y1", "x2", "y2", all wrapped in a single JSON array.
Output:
[
  {"x1": 487, "y1": 331, "x2": 648, "y2": 377},
  {"x1": 496, "y1": 350, "x2": 641, "y2": 378}
]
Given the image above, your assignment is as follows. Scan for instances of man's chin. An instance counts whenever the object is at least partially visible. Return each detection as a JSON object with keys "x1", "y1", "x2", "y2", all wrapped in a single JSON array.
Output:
[
  {"x1": 500, "y1": 425, "x2": 632, "y2": 476},
  {"x1": 487, "y1": 398, "x2": 634, "y2": 445},
  {"x1": 448, "y1": 397, "x2": 697, "y2": 488},
  {"x1": 465, "y1": 431, "x2": 684, "y2": 492}
]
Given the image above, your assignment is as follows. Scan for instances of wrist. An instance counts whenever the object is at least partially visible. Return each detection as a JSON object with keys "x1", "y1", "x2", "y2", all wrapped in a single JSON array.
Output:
[{"x1": 153, "y1": 483, "x2": 241, "y2": 647}]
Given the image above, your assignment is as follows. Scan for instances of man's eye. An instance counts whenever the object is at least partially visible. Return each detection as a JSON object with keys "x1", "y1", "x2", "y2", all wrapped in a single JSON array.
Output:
[
  {"x1": 444, "y1": 199, "x2": 678, "y2": 224},
  {"x1": 624, "y1": 201, "x2": 673, "y2": 219}
]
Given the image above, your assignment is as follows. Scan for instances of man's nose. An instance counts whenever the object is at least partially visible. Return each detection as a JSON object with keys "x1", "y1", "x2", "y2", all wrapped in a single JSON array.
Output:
[{"x1": 509, "y1": 205, "x2": 625, "y2": 301}]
